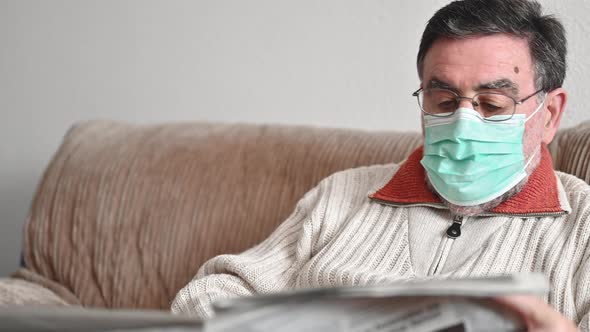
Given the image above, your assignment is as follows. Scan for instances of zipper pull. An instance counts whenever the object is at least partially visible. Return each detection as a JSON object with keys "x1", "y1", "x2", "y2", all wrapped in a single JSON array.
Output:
[{"x1": 446, "y1": 216, "x2": 463, "y2": 239}]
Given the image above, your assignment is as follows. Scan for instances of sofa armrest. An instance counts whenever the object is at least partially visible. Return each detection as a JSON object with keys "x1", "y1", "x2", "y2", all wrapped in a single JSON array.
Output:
[{"x1": 0, "y1": 278, "x2": 69, "y2": 306}]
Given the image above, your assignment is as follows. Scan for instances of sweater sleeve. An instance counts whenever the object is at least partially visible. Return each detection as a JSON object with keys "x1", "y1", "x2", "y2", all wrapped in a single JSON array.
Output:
[
  {"x1": 570, "y1": 191, "x2": 590, "y2": 331},
  {"x1": 170, "y1": 176, "x2": 327, "y2": 319},
  {"x1": 575, "y1": 250, "x2": 590, "y2": 331}
]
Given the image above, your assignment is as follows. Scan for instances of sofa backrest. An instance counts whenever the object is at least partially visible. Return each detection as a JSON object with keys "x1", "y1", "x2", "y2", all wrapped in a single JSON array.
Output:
[
  {"x1": 18, "y1": 120, "x2": 590, "y2": 309},
  {"x1": 19, "y1": 121, "x2": 421, "y2": 309},
  {"x1": 549, "y1": 120, "x2": 590, "y2": 183}
]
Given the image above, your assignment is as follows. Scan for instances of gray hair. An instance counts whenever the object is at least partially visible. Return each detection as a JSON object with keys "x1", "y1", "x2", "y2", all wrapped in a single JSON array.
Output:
[{"x1": 417, "y1": 0, "x2": 567, "y2": 92}]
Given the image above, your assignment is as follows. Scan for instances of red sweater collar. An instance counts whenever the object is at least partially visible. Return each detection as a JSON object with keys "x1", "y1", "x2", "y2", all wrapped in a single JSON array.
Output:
[{"x1": 370, "y1": 144, "x2": 566, "y2": 215}]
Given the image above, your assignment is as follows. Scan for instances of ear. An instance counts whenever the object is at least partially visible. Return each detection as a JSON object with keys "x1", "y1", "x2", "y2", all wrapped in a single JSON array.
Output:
[{"x1": 542, "y1": 87, "x2": 567, "y2": 144}]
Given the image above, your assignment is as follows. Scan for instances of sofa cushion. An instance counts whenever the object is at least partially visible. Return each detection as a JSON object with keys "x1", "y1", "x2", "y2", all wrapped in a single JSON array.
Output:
[{"x1": 0, "y1": 277, "x2": 69, "y2": 306}]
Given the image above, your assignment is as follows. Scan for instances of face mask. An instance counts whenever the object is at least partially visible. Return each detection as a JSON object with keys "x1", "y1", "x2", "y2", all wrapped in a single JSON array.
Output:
[{"x1": 420, "y1": 98, "x2": 545, "y2": 206}]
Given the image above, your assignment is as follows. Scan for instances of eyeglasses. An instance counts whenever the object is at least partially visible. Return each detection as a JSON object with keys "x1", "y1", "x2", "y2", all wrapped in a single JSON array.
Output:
[{"x1": 412, "y1": 88, "x2": 545, "y2": 122}]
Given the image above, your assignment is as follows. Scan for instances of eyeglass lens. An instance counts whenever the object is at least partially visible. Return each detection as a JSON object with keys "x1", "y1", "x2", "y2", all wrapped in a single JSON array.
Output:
[{"x1": 419, "y1": 89, "x2": 515, "y2": 117}]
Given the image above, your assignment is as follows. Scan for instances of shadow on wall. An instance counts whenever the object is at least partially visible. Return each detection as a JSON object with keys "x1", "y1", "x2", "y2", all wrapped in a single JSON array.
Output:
[{"x1": 0, "y1": 171, "x2": 37, "y2": 277}]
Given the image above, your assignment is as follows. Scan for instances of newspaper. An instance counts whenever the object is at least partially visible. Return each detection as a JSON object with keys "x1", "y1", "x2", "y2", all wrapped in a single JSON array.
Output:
[
  {"x1": 0, "y1": 306, "x2": 203, "y2": 332},
  {"x1": 207, "y1": 273, "x2": 549, "y2": 332},
  {"x1": 0, "y1": 273, "x2": 548, "y2": 332}
]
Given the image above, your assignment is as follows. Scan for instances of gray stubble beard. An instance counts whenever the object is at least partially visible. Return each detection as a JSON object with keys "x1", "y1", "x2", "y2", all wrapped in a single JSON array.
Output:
[{"x1": 424, "y1": 146, "x2": 542, "y2": 217}]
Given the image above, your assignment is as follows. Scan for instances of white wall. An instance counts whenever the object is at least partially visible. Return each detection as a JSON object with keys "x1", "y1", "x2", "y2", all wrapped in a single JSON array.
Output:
[{"x1": 1, "y1": 0, "x2": 589, "y2": 277}]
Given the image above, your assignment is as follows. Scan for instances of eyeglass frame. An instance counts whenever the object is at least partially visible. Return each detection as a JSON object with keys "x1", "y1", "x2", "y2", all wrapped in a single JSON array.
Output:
[{"x1": 412, "y1": 87, "x2": 545, "y2": 122}]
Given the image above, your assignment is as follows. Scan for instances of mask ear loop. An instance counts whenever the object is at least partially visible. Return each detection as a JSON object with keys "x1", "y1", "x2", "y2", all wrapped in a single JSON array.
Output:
[
  {"x1": 525, "y1": 94, "x2": 547, "y2": 122},
  {"x1": 522, "y1": 94, "x2": 546, "y2": 173},
  {"x1": 523, "y1": 146, "x2": 539, "y2": 172}
]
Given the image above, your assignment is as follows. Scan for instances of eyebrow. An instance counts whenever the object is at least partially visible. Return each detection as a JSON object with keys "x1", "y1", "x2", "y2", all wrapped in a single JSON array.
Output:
[
  {"x1": 426, "y1": 78, "x2": 459, "y2": 93},
  {"x1": 426, "y1": 77, "x2": 520, "y2": 96},
  {"x1": 476, "y1": 79, "x2": 520, "y2": 96}
]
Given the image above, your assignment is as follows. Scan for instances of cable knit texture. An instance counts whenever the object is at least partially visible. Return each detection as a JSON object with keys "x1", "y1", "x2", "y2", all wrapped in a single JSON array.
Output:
[{"x1": 172, "y1": 164, "x2": 590, "y2": 331}]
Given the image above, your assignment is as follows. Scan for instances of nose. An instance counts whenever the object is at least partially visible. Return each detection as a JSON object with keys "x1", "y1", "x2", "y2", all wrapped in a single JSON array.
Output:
[{"x1": 457, "y1": 97, "x2": 476, "y2": 110}]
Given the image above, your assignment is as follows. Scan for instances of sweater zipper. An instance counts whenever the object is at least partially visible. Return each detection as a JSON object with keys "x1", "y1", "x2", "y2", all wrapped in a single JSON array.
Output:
[
  {"x1": 429, "y1": 215, "x2": 464, "y2": 275},
  {"x1": 446, "y1": 216, "x2": 463, "y2": 239}
]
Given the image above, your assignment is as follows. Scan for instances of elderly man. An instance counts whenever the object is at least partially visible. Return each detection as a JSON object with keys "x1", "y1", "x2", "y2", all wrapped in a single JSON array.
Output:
[{"x1": 173, "y1": 0, "x2": 589, "y2": 330}]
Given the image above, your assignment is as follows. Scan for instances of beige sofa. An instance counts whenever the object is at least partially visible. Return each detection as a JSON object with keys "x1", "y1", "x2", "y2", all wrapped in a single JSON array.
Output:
[{"x1": 1, "y1": 120, "x2": 589, "y2": 310}]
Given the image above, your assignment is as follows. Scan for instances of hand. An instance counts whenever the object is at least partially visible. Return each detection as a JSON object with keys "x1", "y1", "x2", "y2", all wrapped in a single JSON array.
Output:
[{"x1": 495, "y1": 295, "x2": 578, "y2": 332}]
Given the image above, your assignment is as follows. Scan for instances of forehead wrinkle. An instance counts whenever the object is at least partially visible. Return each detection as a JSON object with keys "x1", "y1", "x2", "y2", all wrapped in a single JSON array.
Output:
[{"x1": 426, "y1": 76, "x2": 520, "y2": 97}]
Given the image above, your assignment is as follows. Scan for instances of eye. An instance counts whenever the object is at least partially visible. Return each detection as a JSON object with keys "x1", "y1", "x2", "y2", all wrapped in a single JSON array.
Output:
[
  {"x1": 475, "y1": 94, "x2": 513, "y2": 115},
  {"x1": 429, "y1": 91, "x2": 457, "y2": 111},
  {"x1": 437, "y1": 100, "x2": 457, "y2": 111},
  {"x1": 421, "y1": 89, "x2": 459, "y2": 114},
  {"x1": 479, "y1": 102, "x2": 502, "y2": 112}
]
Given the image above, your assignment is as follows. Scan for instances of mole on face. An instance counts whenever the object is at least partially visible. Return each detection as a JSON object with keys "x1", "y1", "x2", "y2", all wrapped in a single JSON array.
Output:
[{"x1": 514, "y1": 66, "x2": 520, "y2": 74}]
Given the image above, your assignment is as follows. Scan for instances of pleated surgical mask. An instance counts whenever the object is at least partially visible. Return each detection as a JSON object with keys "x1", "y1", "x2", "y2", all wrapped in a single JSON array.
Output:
[{"x1": 420, "y1": 98, "x2": 545, "y2": 206}]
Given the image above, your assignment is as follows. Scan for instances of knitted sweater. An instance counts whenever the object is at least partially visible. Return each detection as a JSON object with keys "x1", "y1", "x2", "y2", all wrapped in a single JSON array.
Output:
[{"x1": 171, "y1": 146, "x2": 590, "y2": 329}]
